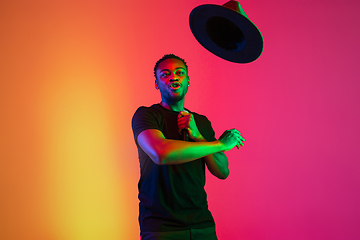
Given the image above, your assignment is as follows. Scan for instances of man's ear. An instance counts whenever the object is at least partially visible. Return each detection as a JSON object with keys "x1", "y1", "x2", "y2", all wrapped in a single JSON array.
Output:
[
  {"x1": 187, "y1": 76, "x2": 190, "y2": 87},
  {"x1": 155, "y1": 80, "x2": 159, "y2": 90}
]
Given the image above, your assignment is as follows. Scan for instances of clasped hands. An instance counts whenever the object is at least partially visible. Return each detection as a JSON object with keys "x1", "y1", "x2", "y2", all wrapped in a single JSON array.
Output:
[{"x1": 177, "y1": 111, "x2": 245, "y2": 150}]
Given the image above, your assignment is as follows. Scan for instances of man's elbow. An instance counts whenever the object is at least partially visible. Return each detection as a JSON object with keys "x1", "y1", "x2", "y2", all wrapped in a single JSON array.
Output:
[
  {"x1": 217, "y1": 169, "x2": 229, "y2": 180},
  {"x1": 150, "y1": 150, "x2": 170, "y2": 165}
]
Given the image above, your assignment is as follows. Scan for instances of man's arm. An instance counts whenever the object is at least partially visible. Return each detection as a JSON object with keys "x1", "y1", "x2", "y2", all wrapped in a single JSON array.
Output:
[
  {"x1": 205, "y1": 152, "x2": 229, "y2": 179},
  {"x1": 137, "y1": 129, "x2": 230, "y2": 165},
  {"x1": 195, "y1": 135, "x2": 230, "y2": 179},
  {"x1": 177, "y1": 111, "x2": 244, "y2": 179}
]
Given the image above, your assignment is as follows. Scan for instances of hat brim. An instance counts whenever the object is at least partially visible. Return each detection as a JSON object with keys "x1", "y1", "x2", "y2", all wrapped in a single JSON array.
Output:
[{"x1": 189, "y1": 4, "x2": 263, "y2": 63}]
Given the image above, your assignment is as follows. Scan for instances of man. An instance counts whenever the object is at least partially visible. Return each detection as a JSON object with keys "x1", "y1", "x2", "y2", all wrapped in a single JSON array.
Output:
[{"x1": 132, "y1": 54, "x2": 244, "y2": 240}]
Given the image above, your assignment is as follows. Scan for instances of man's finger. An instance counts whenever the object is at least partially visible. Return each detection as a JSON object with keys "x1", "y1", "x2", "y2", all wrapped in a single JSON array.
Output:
[{"x1": 178, "y1": 110, "x2": 190, "y2": 118}]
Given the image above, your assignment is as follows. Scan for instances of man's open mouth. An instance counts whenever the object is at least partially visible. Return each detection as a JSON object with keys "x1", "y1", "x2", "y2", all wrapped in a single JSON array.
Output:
[{"x1": 169, "y1": 82, "x2": 181, "y2": 90}]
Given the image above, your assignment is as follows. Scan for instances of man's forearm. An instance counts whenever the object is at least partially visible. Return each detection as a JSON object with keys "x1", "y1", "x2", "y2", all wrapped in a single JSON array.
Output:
[
  {"x1": 157, "y1": 139, "x2": 225, "y2": 165},
  {"x1": 204, "y1": 152, "x2": 229, "y2": 179},
  {"x1": 196, "y1": 136, "x2": 230, "y2": 179}
]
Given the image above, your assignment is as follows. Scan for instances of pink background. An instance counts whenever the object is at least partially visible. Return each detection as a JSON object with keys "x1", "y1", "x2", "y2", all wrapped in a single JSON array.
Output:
[{"x1": 1, "y1": 0, "x2": 359, "y2": 239}]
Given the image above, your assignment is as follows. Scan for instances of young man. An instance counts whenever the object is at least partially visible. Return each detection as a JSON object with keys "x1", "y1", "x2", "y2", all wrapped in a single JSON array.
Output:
[{"x1": 132, "y1": 54, "x2": 244, "y2": 240}]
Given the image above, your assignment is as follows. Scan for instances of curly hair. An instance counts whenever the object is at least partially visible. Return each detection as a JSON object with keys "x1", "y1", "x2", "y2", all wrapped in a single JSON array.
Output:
[{"x1": 154, "y1": 54, "x2": 188, "y2": 79}]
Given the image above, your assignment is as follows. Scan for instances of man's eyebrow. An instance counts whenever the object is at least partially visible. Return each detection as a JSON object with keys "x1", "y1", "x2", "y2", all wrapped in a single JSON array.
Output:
[
  {"x1": 176, "y1": 67, "x2": 186, "y2": 71},
  {"x1": 159, "y1": 67, "x2": 186, "y2": 73}
]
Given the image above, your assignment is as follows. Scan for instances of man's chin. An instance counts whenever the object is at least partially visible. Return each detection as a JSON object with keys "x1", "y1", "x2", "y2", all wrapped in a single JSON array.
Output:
[{"x1": 164, "y1": 94, "x2": 185, "y2": 103}]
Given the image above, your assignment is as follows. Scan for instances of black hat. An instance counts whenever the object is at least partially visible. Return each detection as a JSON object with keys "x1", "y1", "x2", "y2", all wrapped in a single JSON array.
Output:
[{"x1": 189, "y1": 0, "x2": 263, "y2": 63}]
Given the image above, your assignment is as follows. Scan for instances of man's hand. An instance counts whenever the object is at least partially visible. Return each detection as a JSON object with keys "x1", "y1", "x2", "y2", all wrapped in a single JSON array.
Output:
[
  {"x1": 218, "y1": 129, "x2": 245, "y2": 151},
  {"x1": 177, "y1": 111, "x2": 204, "y2": 141}
]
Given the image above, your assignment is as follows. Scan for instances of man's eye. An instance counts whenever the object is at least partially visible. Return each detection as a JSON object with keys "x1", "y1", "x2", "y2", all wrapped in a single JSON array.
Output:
[
  {"x1": 177, "y1": 71, "x2": 185, "y2": 76},
  {"x1": 160, "y1": 72, "x2": 169, "y2": 78}
]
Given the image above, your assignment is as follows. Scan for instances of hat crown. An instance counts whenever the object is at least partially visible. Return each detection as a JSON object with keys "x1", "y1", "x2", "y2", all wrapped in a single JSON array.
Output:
[
  {"x1": 189, "y1": 1, "x2": 264, "y2": 63},
  {"x1": 222, "y1": 0, "x2": 248, "y2": 19}
]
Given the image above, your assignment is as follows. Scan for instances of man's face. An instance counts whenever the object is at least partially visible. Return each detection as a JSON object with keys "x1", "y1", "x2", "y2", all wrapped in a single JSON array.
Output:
[{"x1": 155, "y1": 58, "x2": 190, "y2": 103}]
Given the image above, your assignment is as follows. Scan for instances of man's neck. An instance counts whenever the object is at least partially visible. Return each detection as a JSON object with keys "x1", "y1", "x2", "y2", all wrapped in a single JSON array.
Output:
[{"x1": 160, "y1": 101, "x2": 184, "y2": 112}]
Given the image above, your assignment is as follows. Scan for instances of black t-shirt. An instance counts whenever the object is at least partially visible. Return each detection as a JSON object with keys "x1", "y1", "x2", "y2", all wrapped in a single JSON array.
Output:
[{"x1": 131, "y1": 104, "x2": 216, "y2": 233}]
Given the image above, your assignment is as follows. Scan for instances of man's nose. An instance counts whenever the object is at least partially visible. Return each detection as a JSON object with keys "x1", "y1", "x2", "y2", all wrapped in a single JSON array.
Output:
[{"x1": 169, "y1": 73, "x2": 179, "y2": 81}]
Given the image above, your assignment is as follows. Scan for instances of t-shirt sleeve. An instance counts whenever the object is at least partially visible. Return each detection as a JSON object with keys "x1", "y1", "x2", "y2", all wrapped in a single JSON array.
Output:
[
  {"x1": 196, "y1": 114, "x2": 217, "y2": 142},
  {"x1": 205, "y1": 118, "x2": 217, "y2": 142},
  {"x1": 132, "y1": 107, "x2": 161, "y2": 145}
]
